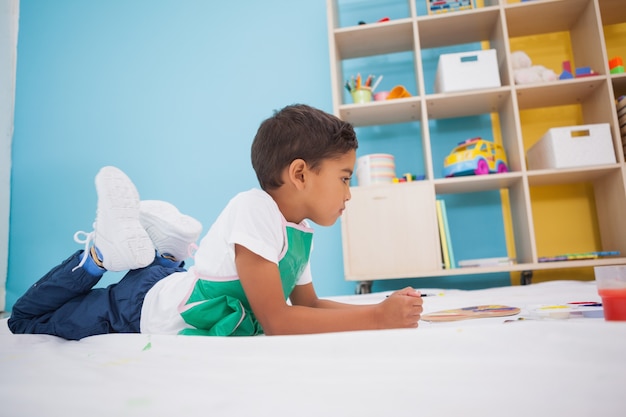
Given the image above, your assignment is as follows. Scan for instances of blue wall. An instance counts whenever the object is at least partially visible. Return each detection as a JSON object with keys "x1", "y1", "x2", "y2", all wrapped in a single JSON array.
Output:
[{"x1": 6, "y1": 0, "x2": 509, "y2": 311}]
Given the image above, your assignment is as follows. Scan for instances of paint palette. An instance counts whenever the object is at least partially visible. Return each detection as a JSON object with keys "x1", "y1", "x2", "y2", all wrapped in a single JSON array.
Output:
[{"x1": 421, "y1": 305, "x2": 520, "y2": 322}]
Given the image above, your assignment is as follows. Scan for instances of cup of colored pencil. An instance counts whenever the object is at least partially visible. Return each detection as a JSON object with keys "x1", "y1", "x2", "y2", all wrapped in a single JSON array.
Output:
[{"x1": 345, "y1": 74, "x2": 382, "y2": 104}]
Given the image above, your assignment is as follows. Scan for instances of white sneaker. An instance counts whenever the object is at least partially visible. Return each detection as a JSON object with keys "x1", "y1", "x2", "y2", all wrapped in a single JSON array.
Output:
[
  {"x1": 140, "y1": 200, "x2": 202, "y2": 262},
  {"x1": 74, "y1": 166, "x2": 155, "y2": 271}
]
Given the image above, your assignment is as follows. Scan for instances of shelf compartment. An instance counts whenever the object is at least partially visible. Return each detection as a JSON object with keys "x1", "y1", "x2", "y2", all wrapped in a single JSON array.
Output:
[
  {"x1": 598, "y1": 0, "x2": 626, "y2": 26},
  {"x1": 528, "y1": 168, "x2": 626, "y2": 264},
  {"x1": 353, "y1": 121, "x2": 427, "y2": 182},
  {"x1": 507, "y1": 0, "x2": 606, "y2": 78},
  {"x1": 426, "y1": 87, "x2": 511, "y2": 119},
  {"x1": 334, "y1": 18, "x2": 415, "y2": 59},
  {"x1": 331, "y1": 0, "x2": 412, "y2": 29},
  {"x1": 526, "y1": 165, "x2": 621, "y2": 186},
  {"x1": 416, "y1": 7, "x2": 501, "y2": 49},
  {"x1": 518, "y1": 80, "x2": 620, "y2": 168},
  {"x1": 613, "y1": 73, "x2": 626, "y2": 98},
  {"x1": 603, "y1": 22, "x2": 626, "y2": 65},
  {"x1": 515, "y1": 77, "x2": 607, "y2": 109},
  {"x1": 505, "y1": 0, "x2": 591, "y2": 37},
  {"x1": 428, "y1": 91, "x2": 523, "y2": 178},
  {"x1": 530, "y1": 181, "x2": 602, "y2": 260},
  {"x1": 434, "y1": 171, "x2": 522, "y2": 194},
  {"x1": 419, "y1": 7, "x2": 510, "y2": 95},
  {"x1": 341, "y1": 50, "x2": 420, "y2": 104},
  {"x1": 436, "y1": 190, "x2": 511, "y2": 270}
]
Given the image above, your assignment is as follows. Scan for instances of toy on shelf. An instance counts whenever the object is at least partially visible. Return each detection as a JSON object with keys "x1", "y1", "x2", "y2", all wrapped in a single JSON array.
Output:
[
  {"x1": 358, "y1": 17, "x2": 390, "y2": 25},
  {"x1": 386, "y1": 85, "x2": 411, "y2": 99},
  {"x1": 609, "y1": 56, "x2": 624, "y2": 74},
  {"x1": 392, "y1": 173, "x2": 425, "y2": 183},
  {"x1": 428, "y1": 0, "x2": 474, "y2": 15},
  {"x1": 559, "y1": 60, "x2": 598, "y2": 80},
  {"x1": 443, "y1": 137, "x2": 508, "y2": 177},
  {"x1": 511, "y1": 51, "x2": 557, "y2": 85}
]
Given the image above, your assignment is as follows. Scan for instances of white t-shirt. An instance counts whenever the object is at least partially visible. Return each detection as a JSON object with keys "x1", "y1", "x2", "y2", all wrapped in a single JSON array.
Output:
[{"x1": 140, "y1": 189, "x2": 313, "y2": 334}]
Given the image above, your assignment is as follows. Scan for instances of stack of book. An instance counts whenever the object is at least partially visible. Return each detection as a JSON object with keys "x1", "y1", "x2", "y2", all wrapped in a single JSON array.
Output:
[
  {"x1": 458, "y1": 257, "x2": 515, "y2": 268},
  {"x1": 436, "y1": 199, "x2": 515, "y2": 269},
  {"x1": 618, "y1": 96, "x2": 626, "y2": 154},
  {"x1": 435, "y1": 199, "x2": 455, "y2": 269}
]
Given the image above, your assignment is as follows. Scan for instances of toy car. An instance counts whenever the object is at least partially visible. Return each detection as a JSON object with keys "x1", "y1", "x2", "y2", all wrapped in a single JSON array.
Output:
[{"x1": 443, "y1": 137, "x2": 508, "y2": 177}]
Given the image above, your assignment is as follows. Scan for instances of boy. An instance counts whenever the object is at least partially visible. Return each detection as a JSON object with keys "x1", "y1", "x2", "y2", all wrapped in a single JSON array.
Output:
[{"x1": 9, "y1": 104, "x2": 423, "y2": 339}]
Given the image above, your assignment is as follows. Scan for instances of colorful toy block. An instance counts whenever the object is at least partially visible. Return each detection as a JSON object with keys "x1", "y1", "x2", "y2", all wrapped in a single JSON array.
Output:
[
  {"x1": 559, "y1": 60, "x2": 597, "y2": 80},
  {"x1": 609, "y1": 56, "x2": 624, "y2": 74}
]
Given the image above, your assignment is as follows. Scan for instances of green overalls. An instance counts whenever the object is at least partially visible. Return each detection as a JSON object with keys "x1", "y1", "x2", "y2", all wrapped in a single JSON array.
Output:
[{"x1": 178, "y1": 225, "x2": 313, "y2": 336}]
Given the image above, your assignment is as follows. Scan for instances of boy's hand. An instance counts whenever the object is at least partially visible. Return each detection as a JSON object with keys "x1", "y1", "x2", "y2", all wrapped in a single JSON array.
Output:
[{"x1": 377, "y1": 287, "x2": 423, "y2": 329}]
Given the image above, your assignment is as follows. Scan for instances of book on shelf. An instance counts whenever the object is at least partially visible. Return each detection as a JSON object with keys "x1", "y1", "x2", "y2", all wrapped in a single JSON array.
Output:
[
  {"x1": 435, "y1": 199, "x2": 455, "y2": 269},
  {"x1": 458, "y1": 257, "x2": 515, "y2": 268},
  {"x1": 538, "y1": 251, "x2": 620, "y2": 263}
]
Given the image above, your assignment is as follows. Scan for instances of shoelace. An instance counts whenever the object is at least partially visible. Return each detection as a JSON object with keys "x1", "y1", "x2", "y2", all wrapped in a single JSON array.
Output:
[{"x1": 72, "y1": 225, "x2": 95, "y2": 271}]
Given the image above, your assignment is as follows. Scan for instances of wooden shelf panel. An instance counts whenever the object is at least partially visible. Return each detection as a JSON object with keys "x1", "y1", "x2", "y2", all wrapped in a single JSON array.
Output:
[
  {"x1": 343, "y1": 84, "x2": 602, "y2": 125},
  {"x1": 344, "y1": 257, "x2": 626, "y2": 281},
  {"x1": 515, "y1": 76, "x2": 607, "y2": 109},
  {"x1": 505, "y1": 0, "x2": 590, "y2": 37},
  {"x1": 338, "y1": 97, "x2": 422, "y2": 126},
  {"x1": 526, "y1": 165, "x2": 621, "y2": 186},
  {"x1": 434, "y1": 172, "x2": 522, "y2": 194},
  {"x1": 612, "y1": 73, "x2": 626, "y2": 98},
  {"x1": 599, "y1": 0, "x2": 626, "y2": 26},
  {"x1": 426, "y1": 87, "x2": 511, "y2": 119},
  {"x1": 334, "y1": 18, "x2": 414, "y2": 60}
]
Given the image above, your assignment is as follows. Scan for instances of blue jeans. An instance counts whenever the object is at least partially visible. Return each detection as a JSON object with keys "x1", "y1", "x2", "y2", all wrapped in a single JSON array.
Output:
[{"x1": 8, "y1": 250, "x2": 185, "y2": 340}]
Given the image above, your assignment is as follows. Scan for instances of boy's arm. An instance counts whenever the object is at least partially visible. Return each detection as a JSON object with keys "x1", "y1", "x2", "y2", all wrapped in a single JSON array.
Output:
[
  {"x1": 289, "y1": 283, "x2": 383, "y2": 309},
  {"x1": 235, "y1": 244, "x2": 423, "y2": 335}
]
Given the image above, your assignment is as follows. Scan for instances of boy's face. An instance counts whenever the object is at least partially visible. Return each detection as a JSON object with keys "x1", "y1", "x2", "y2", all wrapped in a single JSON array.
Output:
[{"x1": 304, "y1": 150, "x2": 356, "y2": 227}]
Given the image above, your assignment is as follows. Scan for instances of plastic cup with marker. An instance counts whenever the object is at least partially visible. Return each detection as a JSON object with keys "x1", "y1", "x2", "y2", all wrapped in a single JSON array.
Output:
[
  {"x1": 594, "y1": 265, "x2": 626, "y2": 321},
  {"x1": 346, "y1": 74, "x2": 383, "y2": 104},
  {"x1": 351, "y1": 87, "x2": 372, "y2": 103}
]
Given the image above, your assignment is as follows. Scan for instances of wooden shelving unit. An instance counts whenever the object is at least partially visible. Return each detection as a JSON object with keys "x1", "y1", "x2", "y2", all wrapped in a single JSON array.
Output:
[{"x1": 327, "y1": 0, "x2": 626, "y2": 289}]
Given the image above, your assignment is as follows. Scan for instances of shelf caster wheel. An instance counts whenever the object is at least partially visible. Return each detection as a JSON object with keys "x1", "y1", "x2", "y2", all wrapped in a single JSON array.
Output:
[
  {"x1": 521, "y1": 270, "x2": 533, "y2": 286},
  {"x1": 355, "y1": 281, "x2": 373, "y2": 294}
]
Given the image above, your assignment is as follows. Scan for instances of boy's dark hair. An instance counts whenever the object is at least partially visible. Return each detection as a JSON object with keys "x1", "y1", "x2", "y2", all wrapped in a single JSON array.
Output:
[{"x1": 251, "y1": 104, "x2": 358, "y2": 190}]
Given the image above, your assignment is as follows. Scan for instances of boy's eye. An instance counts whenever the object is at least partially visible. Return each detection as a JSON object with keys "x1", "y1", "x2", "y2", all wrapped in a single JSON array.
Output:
[{"x1": 342, "y1": 177, "x2": 352, "y2": 184}]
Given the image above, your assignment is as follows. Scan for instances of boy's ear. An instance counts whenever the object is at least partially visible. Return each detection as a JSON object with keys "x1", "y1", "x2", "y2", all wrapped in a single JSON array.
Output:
[{"x1": 288, "y1": 159, "x2": 307, "y2": 190}]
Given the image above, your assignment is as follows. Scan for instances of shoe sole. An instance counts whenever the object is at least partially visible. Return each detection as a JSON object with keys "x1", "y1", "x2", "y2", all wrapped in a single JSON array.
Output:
[{"x1": 94, "y1": 167, "x2": 155, "y2": 271}]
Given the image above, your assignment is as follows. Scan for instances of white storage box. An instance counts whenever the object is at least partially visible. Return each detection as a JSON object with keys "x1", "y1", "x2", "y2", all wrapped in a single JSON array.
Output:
[
  {"x1": 527, "y1": 124, "x2": 616, "y2": 170},
  {"x1": 435, "y1": 49, "x2": 501, "y2": 93}
]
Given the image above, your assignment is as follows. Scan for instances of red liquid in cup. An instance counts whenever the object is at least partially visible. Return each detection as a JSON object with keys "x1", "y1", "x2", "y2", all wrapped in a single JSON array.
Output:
[{"x1": 598, "y1": 288, "x2": 626, "y2": 321}]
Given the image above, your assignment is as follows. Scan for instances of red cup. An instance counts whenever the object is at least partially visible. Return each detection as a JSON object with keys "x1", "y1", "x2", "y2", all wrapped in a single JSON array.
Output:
[
  {"x1": 598, "y1": 288, "x2": 626, "y2": 321},
  {"x1": 595, "y1": 266, "x2": 626, "y2": 321}
]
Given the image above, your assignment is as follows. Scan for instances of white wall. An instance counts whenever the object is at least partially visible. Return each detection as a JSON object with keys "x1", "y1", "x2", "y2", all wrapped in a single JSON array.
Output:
[{"x1": 0, "y1": 0, "x2": 18, "y2": 311}]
